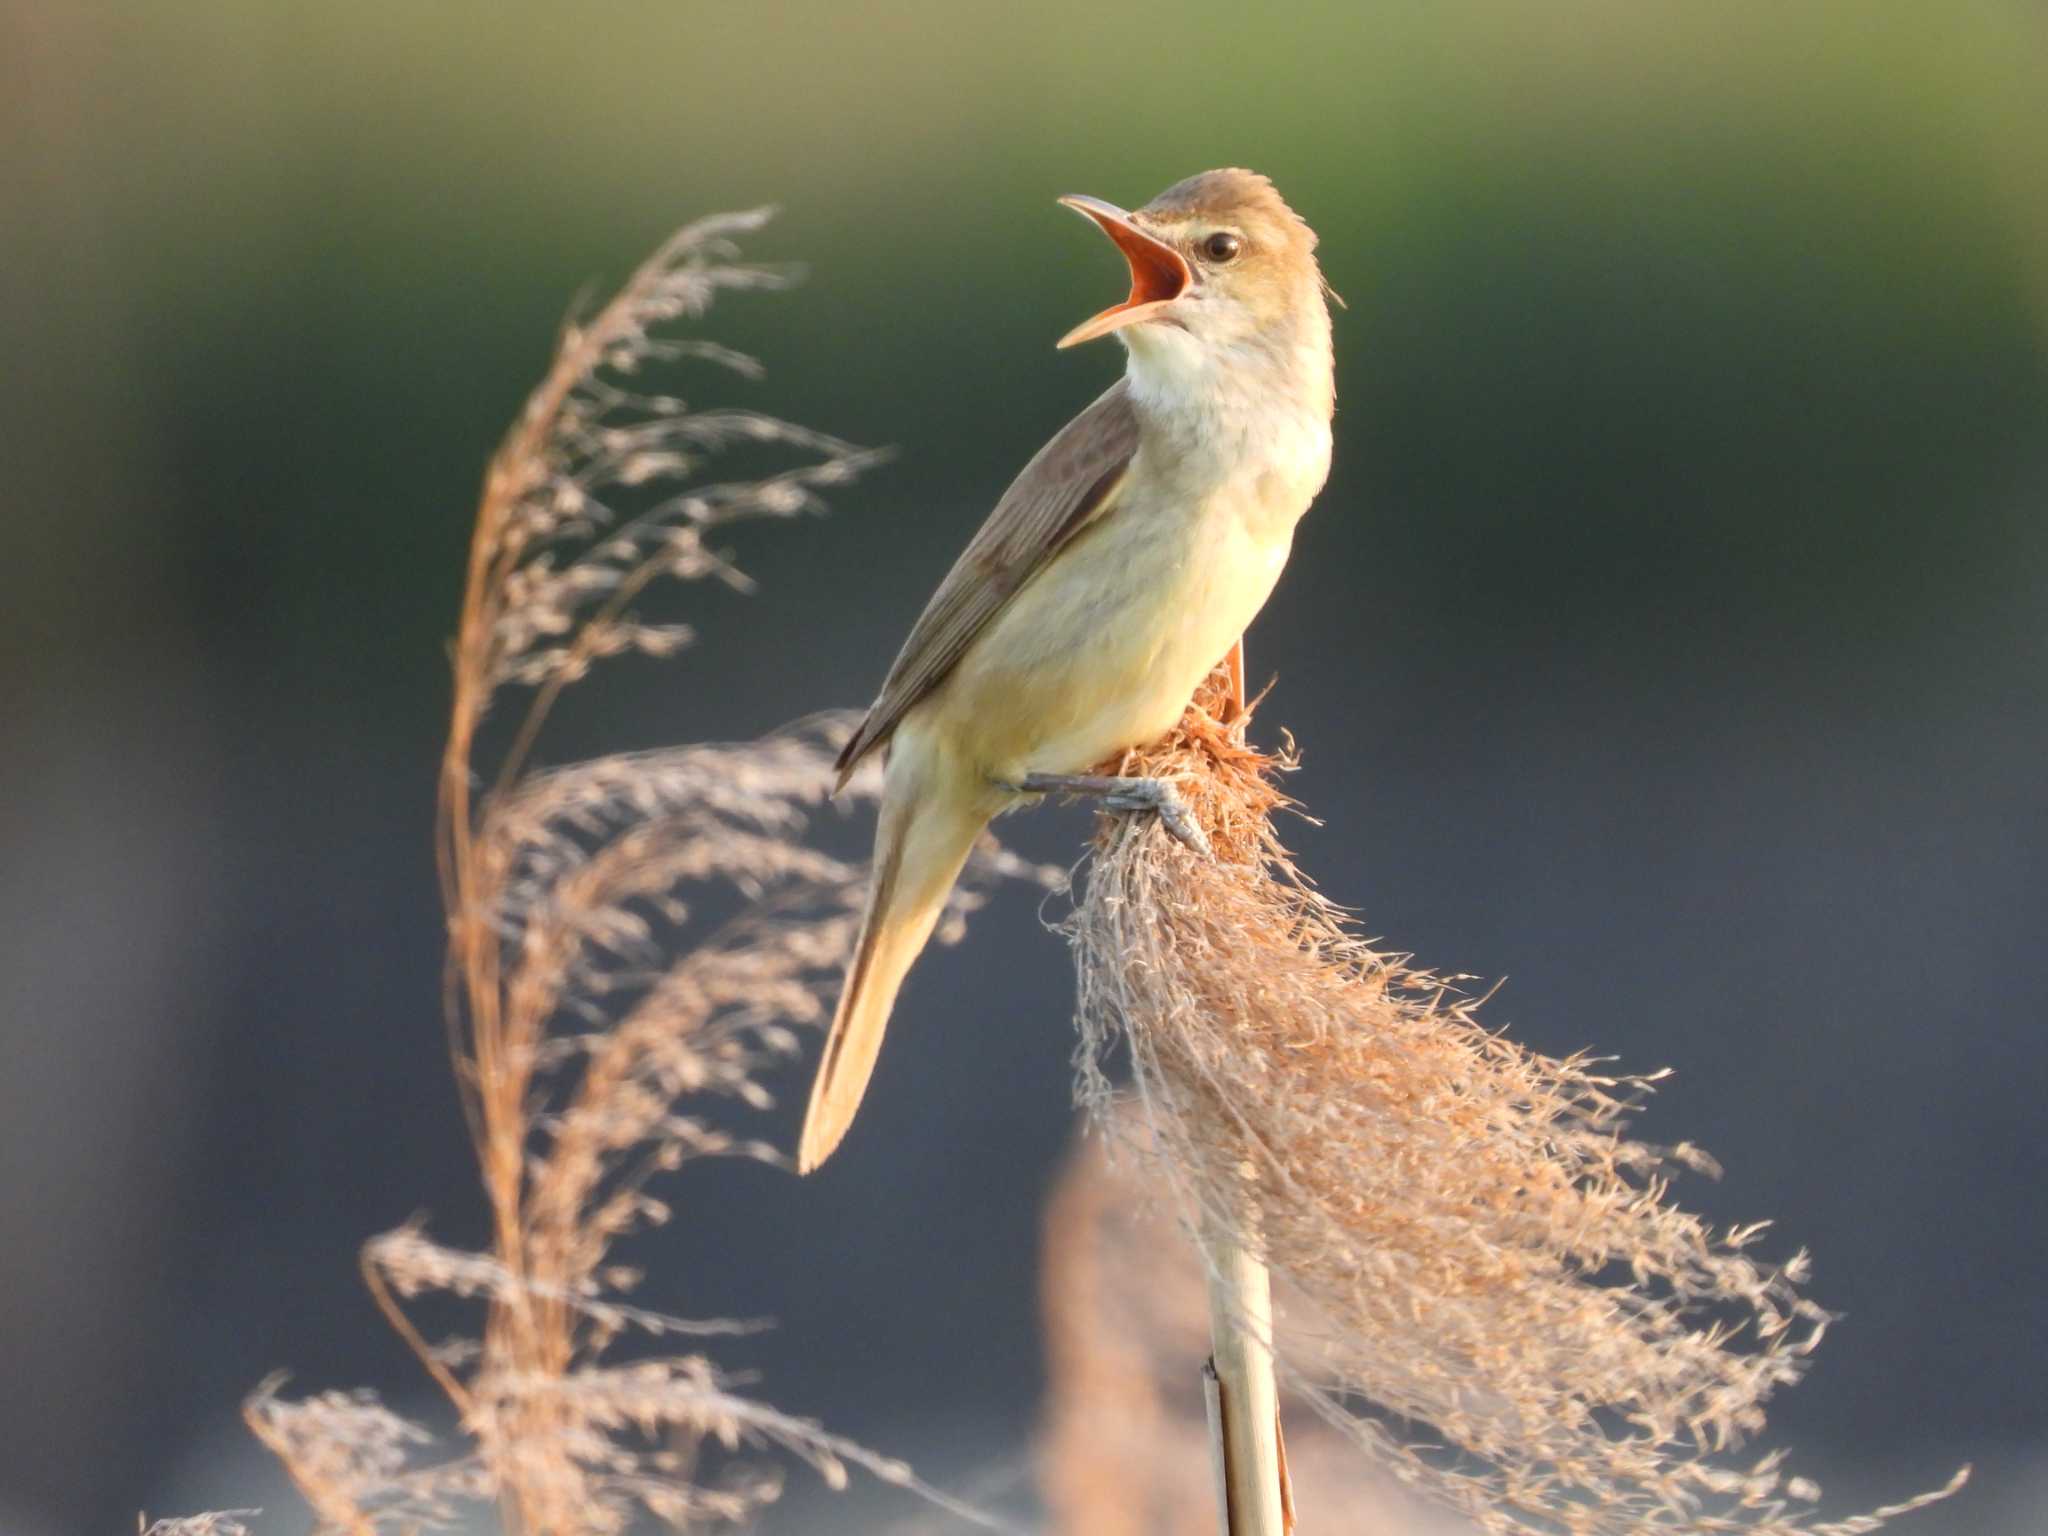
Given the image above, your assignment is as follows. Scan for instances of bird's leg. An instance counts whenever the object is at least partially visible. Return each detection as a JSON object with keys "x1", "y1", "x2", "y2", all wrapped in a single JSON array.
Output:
[{"x1": 1014, "y1": 771, "x2": 1212, "y2": 856}]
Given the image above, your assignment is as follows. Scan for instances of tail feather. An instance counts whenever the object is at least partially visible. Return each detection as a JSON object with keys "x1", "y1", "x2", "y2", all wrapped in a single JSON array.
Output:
[{"x1": 797, "y1": 738, "x2": 983, "y2": 1173}]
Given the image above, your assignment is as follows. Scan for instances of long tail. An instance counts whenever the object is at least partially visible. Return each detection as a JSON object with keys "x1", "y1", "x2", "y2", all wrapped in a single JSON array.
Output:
[{"x1": 797, "y1": 731, "x2": 985, "y2": 1173}]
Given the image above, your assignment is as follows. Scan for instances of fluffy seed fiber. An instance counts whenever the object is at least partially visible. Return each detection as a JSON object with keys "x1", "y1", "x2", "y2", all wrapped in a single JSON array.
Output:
[{"x1": 1063, "y1": 671, "x2": 1964, "y2": 1536}]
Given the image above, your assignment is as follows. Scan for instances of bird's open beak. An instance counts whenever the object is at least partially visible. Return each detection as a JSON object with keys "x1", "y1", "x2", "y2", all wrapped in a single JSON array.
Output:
[{"x1": 1054, "y1": 195, "x2": 1192, "y2": 350}]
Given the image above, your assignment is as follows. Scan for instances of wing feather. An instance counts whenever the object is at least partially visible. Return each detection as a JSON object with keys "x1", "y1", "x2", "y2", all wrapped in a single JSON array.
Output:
[{"x1": 834, "y1": 381, "x2": 1141, "y2": 784}]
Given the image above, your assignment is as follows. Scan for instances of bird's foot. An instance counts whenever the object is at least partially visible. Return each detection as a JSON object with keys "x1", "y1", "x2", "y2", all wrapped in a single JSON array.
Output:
[{"x1": 1016, "y1": 771, "x2": 1212, "y2": 857}]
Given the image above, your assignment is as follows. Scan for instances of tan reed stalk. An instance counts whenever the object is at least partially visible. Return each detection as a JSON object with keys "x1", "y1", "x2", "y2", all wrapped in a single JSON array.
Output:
[
  {"x1": 1194, "y1": 643, "x2": 1291, "y2": 1536},
  {"x1": 1203, "y1": 1206, "x2": 1288, "y2": 1535},
  {"x1": 1038, "y1": 1113, "x2": 1480, "y2": 1535}
]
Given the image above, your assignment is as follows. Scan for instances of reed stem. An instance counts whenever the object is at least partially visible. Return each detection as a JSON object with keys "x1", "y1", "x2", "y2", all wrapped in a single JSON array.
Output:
[
  {"x1": 1199, "y1": 635, "x2": 1291, "y2": 1535},
  {"x1": 1202, "y1": 1204, "x2": 1289, "y2": 1536}
]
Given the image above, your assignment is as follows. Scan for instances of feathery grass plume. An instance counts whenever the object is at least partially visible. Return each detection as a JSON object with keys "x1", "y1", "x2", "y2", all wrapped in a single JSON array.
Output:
[
  {"x1": 1063, "y1": 669, "x2": 1967, "y2": 1536},
  {"x1": 248, "y1": 210, "x2": 1041, "y2": 1535}
]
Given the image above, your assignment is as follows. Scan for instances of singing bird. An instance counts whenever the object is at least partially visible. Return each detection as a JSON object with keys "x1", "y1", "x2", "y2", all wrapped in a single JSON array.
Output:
[{"x1": 798, "y1": 169, "x2": 1336, "y2": 1172}]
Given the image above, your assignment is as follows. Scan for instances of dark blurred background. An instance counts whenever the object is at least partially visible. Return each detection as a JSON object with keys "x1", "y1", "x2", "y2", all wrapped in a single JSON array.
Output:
[{"x1": 4, "y1": 2, "x2": 2045, "y2": 1532}]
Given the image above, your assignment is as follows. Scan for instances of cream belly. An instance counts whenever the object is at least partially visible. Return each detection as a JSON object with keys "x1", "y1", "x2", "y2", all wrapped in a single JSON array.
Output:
[{"x1": 905, "y1": 469, "x2": 1305, "y2": 803}]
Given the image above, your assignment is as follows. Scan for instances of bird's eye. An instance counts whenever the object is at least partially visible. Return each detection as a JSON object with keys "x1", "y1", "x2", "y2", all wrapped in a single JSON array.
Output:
[{"x1": 1201, "y1": 231, "x2": 1242, "y2": 263}]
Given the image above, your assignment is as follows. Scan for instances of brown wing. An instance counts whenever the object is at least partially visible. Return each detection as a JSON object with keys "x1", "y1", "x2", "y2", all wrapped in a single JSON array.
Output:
[{"x1": 834, "y1": 380, "x2": 1141, "y2": 785}]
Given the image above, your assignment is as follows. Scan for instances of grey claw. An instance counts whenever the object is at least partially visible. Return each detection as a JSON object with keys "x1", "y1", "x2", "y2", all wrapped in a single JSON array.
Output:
[
  {"x1": 1105, "y1": 779, "x2": 1212, "y2": 857},
  {"x1": 1160, "y1": 800, "x2": 1213, "y2": 857},
  {"x1": 1014, "y1": 770, "x2": 1212, "y2": 856}
]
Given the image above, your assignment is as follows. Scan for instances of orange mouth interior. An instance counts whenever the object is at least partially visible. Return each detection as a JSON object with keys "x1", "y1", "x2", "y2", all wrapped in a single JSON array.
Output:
[
  {"x1": 1057, "y1": 197, "x2": 1195, "y2": 348},
  {"x1": 1097, "y1": 216, "x2": 1190, "y2": 313}
]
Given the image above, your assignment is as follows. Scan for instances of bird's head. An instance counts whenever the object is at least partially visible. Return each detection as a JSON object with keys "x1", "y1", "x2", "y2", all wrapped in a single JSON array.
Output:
[{"x1": 1055, "y1": 169, "x2": 1332, "y2": 376}]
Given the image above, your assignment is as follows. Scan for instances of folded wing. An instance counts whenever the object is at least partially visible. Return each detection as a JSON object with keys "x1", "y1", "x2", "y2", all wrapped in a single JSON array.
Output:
[{"x1": 834, "y1": 381, "x2": 1141, "y2": 786}]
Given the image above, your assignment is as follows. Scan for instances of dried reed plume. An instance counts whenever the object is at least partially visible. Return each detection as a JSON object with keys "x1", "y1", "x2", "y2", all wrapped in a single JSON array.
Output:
[
  {"x1": 1063, "y1": 671, "x2": 1966, "y2": 1536},
  {"x1": 247, "y1": 210, "x2": 1037, "y2": 1534}
]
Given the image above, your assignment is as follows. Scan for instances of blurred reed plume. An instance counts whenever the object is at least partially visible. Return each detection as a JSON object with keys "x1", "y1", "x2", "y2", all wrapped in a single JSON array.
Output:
[
  {"x1": 1039, "y1": 1117, "x2": 1469, "y2": 1536},
  {"x1": 141, "y1": 1515, "x2": 260, "y2": 1536},
  {"x1": 246, "y1": 210, "x2": 1035, "y2": 1534},
  {"x1": 1063, "y1": 671, "x2": 1965, "y2": 1536}
]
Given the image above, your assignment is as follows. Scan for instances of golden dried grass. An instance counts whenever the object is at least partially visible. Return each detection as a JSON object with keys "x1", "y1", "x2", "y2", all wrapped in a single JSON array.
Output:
[{"x1": 245, "y1": 211, "x2": 1039, "y2": 1535}]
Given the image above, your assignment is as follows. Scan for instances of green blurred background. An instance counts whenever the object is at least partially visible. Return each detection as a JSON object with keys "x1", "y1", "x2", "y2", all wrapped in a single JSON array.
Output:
[{"x1": 4, "y1": 2, "x2": 2045, "y2": 1532}]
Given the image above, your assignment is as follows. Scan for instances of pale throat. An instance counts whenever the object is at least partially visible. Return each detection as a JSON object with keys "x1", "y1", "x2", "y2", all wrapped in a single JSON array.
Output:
[{"x1": 1119, "y1": 308, "x2": 1335, "y2": 462}]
